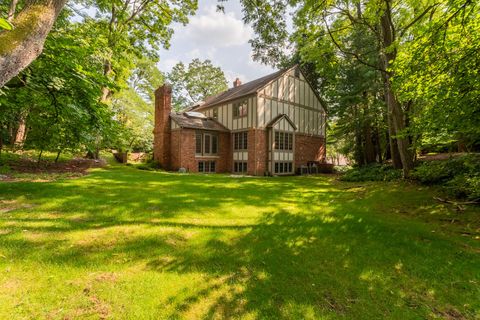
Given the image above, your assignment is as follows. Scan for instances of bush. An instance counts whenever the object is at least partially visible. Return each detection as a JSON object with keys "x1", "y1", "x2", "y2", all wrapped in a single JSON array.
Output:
[
  {"x1": 136, "y1": 164, "x2": 155, "y2": 171},
  {"x1": 412, "y1": 154, "x2": 480, "y2": 200},
  {"x1": 340, "y1": 164, "x2": 402, "y2": 182}
]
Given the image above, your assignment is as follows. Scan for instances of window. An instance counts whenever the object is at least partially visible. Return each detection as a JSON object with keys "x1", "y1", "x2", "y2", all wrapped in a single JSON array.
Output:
[
  {"x1": 211, "y1": 135, "x2": 218, "y2": 154},
  {"x1": 195, "y1": 132, "x2": 202, "y2": 154},
  {"x1": 233, "y1": 100, "x2": 248, "y2": 117},
  {"x1": 213, "y1": 108, "x2": 218, "y2": 119},
  {"x1": 196, "y1": 131, "x2": 218, "y2": 156},
  {"x1": 274, "y1": 132, "x2": 293, "y2": 150},
  {"x1": 234, "y1": 131, "x2": 248, "y2": 150},
  {"x1": 204, "y1": 134, "x2": 211, "y2": 154},
  {"x1": 198, "y1": 161, "x2": 216, "y2": 173},
  {"x1": 274, "y1": 161, "x2": 293, "y2": 174},
  {"x1": 234, "y1": 161, "x2": 248, "y2": 174}
]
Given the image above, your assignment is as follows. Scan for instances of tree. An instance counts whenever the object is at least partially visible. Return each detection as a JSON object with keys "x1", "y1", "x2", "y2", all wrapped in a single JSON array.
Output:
[
  {"x1": 0, "y1": 0, "x2": 68, "y2": 87},
  {"x1": 167, "y1": 59, "x2": 228, "y2": 110},
  {"x1": 75, "y1": 0, "x2": 197, "y2": 101},
  {"x1": 0, "y1": 0, "x2": 197, "y2": 90},
  {"x1": 0, "y1": 14, "x2": 116, "y2": 160},
  {"x1": 111, "y1": 57, "x2": 164, "y2": 152},
  {"x1": 237, "y1": 0, "x2": 478, "y2": 176}
]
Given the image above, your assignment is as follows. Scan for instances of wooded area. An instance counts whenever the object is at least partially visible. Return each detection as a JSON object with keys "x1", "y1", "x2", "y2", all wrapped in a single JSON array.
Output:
[
  {"x1": 0, "y1": 0, "x2": 479, "y2": 175},
  {"x1": 238, "y1": 0, "x2": 479, "y2": 177}
]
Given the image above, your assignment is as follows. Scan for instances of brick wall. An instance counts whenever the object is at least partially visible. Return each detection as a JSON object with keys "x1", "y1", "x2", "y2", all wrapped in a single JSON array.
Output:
[
  {"x1": 295, "y1": 134, "x2": 326, "y2": 167},
  {"x1": 171, "y1": 128, "x2": 230, "y2": 173},
  {"x1": 153, "y1": 85, "x2": 172, "y2": 169},
  {"x1": 247, "y1": 128, "x2": 267, "y2": 176}
]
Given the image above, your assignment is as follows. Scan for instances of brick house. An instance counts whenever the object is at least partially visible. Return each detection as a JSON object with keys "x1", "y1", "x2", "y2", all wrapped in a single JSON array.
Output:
[{"x1": 153, "y1": 65, "x2": 326, "y2": 176}]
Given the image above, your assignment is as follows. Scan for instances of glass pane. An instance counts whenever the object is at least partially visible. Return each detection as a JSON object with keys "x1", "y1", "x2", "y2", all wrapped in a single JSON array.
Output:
[
  {"x1": 204, "y1": 134, "x2": 211, "y2": 154},
  {"x1": 212, "y1": 135, "x2": 218, "y2": 154},
  {"x1": 196, "y1": 133, "x2": 202, "y2": 154}
]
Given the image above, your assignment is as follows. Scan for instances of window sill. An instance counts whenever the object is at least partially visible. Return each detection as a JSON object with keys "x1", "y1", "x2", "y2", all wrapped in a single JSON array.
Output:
[{"x1": 196, "y1": 155, "x2": 220, "y2": 159}]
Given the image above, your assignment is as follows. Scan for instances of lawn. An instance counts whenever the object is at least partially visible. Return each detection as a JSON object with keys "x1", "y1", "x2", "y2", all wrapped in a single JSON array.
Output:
[{"x1": 0, "y1": 165, "x2": 479, "y2": 319}]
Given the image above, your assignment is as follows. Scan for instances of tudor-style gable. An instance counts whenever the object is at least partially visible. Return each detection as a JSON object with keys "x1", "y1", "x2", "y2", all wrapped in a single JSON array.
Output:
[{"x1": 194, "y1": 65, "x2": 326, "y2": 137}]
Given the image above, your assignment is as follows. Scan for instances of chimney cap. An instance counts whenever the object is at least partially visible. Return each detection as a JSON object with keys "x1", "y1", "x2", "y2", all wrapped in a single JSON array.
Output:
[
  {"x1": 155, "y1": 84, "x2": 172, "y2": 97},
  {"x1": 233, "y1": 78, "x2": 242, "y2": 87}
]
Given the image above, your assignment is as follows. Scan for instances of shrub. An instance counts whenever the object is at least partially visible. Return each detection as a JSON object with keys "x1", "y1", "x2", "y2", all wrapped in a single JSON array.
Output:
[
  {"x1": 412, "y1": 154, "x2": 480, "y2": 200},
  {"x1": 340, "y1": 164, "x2": 402, "y2": 182},
  {"x1": 136, "y1": 164, "x2": 154, "y2": 171},
  {"x1": 0, "y1": 164, "x2": 11, "y2": 174}
]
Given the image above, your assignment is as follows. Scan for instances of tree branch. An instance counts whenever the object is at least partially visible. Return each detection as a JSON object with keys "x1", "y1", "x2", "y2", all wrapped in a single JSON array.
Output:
[
  {"x1": 400, "y1": 3, "x2": 439, "y2": 37},
  {"x1": 322, "y1": 16, "x2": 386, "y2": 74}
]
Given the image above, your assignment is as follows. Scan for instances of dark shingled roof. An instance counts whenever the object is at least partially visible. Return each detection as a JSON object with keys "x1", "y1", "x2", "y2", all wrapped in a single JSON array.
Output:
[
  {"x1": 170, "y1": 112, "x2": 229, "y2": 132},
  {"x1": 194, "y1": 68, "x2": 287, "y2": 110}
]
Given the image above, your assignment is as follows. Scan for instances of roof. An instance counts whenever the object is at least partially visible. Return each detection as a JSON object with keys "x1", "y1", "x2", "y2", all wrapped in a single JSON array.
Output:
[
  {"x1": 170, "y1": 112, "x2": 229, "y2": 132},
  {"x1": 266, "y1": 114, "x2": 297, "y2": 130},
  {"x1": 194, "y1": 68, "x2": 288, "y2": 110}
]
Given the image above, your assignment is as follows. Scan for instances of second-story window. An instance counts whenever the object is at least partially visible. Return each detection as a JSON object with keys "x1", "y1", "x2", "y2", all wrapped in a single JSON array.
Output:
[
  {"x1": 213, "y1": 108, "x2": 218, "y2": 119},
  {"x1": 233, "y1": 100, "x2": 248, "y2": 118},
  {"x1": 274, "y1": 132, "x2": 293, "y2": 150},
  {"x1": 233, "y1": 131, "x2": 248, "y2": 150}
]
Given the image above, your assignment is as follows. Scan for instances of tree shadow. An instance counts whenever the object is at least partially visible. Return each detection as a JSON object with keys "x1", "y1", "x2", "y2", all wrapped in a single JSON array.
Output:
[{"x1": 0, "y1": 168, "x2": 478, "y2": 318}]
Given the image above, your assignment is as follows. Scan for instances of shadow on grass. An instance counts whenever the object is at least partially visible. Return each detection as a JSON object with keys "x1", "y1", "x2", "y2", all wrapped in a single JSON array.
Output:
[{"x1": 0, "y1": 166, "x2": 479, "y2": 319}]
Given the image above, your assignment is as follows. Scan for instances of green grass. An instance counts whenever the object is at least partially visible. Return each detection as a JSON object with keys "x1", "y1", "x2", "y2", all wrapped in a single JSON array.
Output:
[{"x1": 0, "y1": 166, "x2": 479, "y2": 319}]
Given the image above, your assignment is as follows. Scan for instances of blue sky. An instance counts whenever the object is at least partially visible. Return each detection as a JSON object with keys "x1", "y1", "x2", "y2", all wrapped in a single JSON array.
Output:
[{"x1": 157, "y1": 0, "x2": 276, "y2": 86}]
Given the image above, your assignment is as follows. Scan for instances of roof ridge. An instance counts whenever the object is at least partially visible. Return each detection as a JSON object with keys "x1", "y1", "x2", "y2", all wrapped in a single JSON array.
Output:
[{"x1": 194, "y1": 67, "x2": 293, "y2": 110}]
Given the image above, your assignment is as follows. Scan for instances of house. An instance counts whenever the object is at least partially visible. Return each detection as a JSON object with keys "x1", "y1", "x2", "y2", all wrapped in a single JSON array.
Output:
[{"x1": 153, "y1": 65, "x2": 326, "y2": 176}]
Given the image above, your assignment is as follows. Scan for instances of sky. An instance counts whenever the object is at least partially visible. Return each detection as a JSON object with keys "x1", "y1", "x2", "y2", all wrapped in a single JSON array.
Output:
[{"x1": 157, "y1": 0, "x2": 276, "y2": 86}]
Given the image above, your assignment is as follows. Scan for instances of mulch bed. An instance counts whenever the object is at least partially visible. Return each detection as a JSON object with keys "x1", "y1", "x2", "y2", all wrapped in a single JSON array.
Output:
[
  {"x1": 0, "y1": 158, "x2": 107, "y2": 182},
  {"x1": 9, "y1": 158, "x2": 106, "y2": 174}
]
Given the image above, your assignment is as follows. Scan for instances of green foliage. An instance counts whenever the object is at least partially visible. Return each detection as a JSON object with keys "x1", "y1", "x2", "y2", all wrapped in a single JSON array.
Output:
[
  {"x1": 394, "y1": 1, "x2": 480, "y2": 151},
  {"x1": 412, "y1": 154, "x2": 480, "y2": 200},
  {"x1": 239, "y1": 0, "x2": 480, "y2": 168},
  {"x1": 0, "y1": 17, "x2": 13, "y2": 30},
  {"x1": 340, "y1": 164, "x2": 402, "y2": 182},
  {"x1": 167, "y1": 58, "x2": 228, "y2": 110},
  {"x1": 0, "y1": 15, "x2": 118, "y2": 157}
]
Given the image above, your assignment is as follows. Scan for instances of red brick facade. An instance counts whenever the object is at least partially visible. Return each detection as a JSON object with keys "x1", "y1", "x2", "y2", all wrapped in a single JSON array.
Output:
[
  {"x1": 153, "y1": 85, "x2": 172, "y2": 169},
  {"x1": 295, "y1": 134, "x2": 326, "y2": 168},
  {"x1": 247, "y1": 129, "x2": 267, "y2": 176}
]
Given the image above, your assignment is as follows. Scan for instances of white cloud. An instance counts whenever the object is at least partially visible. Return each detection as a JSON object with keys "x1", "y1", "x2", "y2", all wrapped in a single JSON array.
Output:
[
  {"x1": 185, "y1": 6, "x2": 253, "y2": 47},
  {"x1": 158, "y1": 0, "x2": 276, "y2": 82},
  {"x1": 159, "y1": 58, "x2": 180, "y2": 71}
]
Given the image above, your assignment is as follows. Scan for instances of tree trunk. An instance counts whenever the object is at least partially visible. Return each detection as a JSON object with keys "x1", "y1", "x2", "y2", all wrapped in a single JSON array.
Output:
[
  {"x1": 8, "y1": 0, "x2": 19, "y2": 21},
  {"x1": 55, "y1": 149, "x2": 61, "y2": 163},
  {"x1": 13, "y1": 114, "x2": 27, "y2": 148},
  {"x1": 100, "y1": 60, "x2": 113, "y2": 101},
  {"x1": 379, "y1": 3, "x2": 414, "y2": 176},
  {"x1": 386, "y1": 103, "x2": 402, "y2": 168},
  {"x1": 0, "y1": 0, "x2": 67, "y2": 88}
]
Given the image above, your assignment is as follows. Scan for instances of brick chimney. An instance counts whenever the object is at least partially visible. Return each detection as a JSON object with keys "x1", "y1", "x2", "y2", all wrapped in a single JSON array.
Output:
[
  {"x1": 153, "y1": 84, "x2": 172, "y2": 169},
  {"x1": 233, "y1": 78, "x2": 242, "y2": 87}
]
